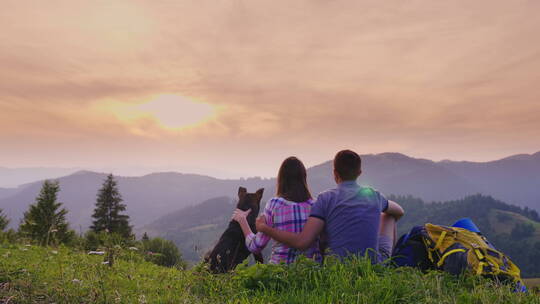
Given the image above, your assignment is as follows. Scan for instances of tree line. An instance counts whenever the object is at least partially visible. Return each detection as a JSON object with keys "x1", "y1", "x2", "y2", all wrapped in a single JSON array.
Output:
[{"x1": 0, "y1": 174, "x2": 185, "y2": 269}]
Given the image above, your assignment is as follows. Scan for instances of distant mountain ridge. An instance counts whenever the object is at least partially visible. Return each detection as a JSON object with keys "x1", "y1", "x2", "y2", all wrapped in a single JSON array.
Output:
[
  {"x1": 0, "y1": 151, "x2": 538, "y2": 231},
  {"x1": 0, "y1": 188, "x2": 18, "y2": 200},
  {"x1": 306, "y1": 151, "x2": 540, "y2": 209},
  {"x1": 0, "y1": 170, "x2": 272, "y2": 230},
  {"x1": 0, "y1": 167, "x2": 80, "y2": 188}
]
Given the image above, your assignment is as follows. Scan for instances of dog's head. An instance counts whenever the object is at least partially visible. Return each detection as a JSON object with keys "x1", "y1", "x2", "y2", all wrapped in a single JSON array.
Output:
[{"x1": 236, "y1": 187, "x2": 264, "y2": 217}]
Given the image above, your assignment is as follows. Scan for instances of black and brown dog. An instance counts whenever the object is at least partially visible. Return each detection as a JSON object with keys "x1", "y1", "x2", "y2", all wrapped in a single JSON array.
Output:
[{"x1": 205, "y1": 187, "x2": 264, "y2": 273}]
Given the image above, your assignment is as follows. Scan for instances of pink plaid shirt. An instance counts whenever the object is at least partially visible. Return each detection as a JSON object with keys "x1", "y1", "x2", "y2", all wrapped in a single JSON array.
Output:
[{"x1": 245, "y1": 197, "x2": 322, "y2": 264}]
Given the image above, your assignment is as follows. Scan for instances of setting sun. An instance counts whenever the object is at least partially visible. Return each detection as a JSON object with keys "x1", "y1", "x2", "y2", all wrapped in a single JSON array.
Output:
[
  {"x1": 103, "y1": 95, "x2": 216, "y2": 131},
  {"x1": 136, "y1": 95, "x2": 215, "y2": 129}
]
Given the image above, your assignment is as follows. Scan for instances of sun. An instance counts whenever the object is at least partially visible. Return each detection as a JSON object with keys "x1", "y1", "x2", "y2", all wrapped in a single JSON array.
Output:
[
  {"x1": 103, "y1": 94, "x2": 216, "y2": 131},
  {"x1": 135, "y1": 95, "x2": 215, "y2": 129}
]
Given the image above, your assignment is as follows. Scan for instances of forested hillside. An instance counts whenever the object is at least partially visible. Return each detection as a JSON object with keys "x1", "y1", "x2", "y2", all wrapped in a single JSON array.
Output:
[
  {"x1": 142, "y1": 197, "x2": 235, "y2": 261},
  {"x1": 145, "y1": 194, "x2": 540, "y2": 277}
]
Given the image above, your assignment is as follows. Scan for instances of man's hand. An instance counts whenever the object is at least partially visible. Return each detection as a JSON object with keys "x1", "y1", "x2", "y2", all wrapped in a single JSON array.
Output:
[
  {"x1": 231, "y1": 208, "x2": 251, "y2": 224},
  {"x1": 257, "y1": 216, "x2": 324, "y2": 251},
  {"x1": 256, "y1": 215, "x2": 268, "y2": 233},
  {"x1": 385, "y1": 200, "x2": 404, "y2": 220}
]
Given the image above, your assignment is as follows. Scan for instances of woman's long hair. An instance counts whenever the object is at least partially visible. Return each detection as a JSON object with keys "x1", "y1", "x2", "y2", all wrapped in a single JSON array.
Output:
[{"x1": 276, "y1": 157, "x2": 312, "y2": 203}]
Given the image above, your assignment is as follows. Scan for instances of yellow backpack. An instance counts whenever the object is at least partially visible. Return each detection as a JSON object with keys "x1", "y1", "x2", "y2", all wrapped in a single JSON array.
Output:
[{"x1": 422, "y1": 223, "x2": 523, "y2": 287}]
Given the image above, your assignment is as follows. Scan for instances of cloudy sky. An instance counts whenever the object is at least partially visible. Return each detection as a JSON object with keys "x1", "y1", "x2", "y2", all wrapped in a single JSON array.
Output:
[{"x1": 1, "y1": 0, "x2": 539, "y2": 178}]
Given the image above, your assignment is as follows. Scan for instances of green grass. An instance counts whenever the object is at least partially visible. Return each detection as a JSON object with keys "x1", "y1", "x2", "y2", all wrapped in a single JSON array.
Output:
[{"x1": 1, "y1": 244, "x2": 539, "y2": 304}]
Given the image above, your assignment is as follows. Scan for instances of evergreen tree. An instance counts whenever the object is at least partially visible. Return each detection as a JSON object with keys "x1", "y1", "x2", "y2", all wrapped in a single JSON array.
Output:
[
  {"x1": 19, "y1": 180, "x2": 71, "y2": 246},
  {"x1": 0, "y1": 208, "x2": 9, "y2": 231},
  {"x1": 142, "y1": 232, "x2": 149, "y2": 241},
  {"x1": 90, "y1": 174, "x2": 132, "y2": 238}
]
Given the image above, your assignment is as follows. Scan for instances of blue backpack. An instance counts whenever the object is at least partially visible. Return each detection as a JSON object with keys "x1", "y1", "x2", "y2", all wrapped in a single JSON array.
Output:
[
  {"x1": 392, "y1": 220, "x2": 527, "y2": 293},
  {"x1": 391, "y1": 225, "x2": 433, "y2": 271}
]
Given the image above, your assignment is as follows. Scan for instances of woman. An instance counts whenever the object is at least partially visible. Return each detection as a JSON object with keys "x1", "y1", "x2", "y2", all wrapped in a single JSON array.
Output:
[{"x1": 231, "y1": 157, "x2": 321, "y2": 264}]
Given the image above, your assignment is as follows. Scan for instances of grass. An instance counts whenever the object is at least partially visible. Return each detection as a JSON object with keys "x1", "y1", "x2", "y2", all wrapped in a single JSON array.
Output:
[{"x1": 1, "y1": 244, "x2": 539, "y2": 304}]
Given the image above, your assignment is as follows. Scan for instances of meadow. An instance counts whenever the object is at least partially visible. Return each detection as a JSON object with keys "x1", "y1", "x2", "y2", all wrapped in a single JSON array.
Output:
[{"x1": 1, "y1": 244, "x2": 539, "y2": 304}]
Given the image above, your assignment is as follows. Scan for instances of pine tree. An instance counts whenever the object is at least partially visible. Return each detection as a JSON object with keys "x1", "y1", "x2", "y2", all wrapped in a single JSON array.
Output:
[
  {"x1": 0, "y1": 208, "x2": 9, "y2": 231},
  {"x1": 142, "y1": 232, "x2": 149, "y2": 242},
  {"x1": 19, "y1": 180, "x2": 71, "y2": 246},
  {"x1": 90, "y1": 174, "x2": 132, "y2": 238}
]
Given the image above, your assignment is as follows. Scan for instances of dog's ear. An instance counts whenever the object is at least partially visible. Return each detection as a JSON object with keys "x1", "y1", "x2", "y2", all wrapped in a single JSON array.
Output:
[
  {"x1": 255, "y1": 188, "x2": 264, "y2": 200},
  {"x1": 238, "y1": 187, "x2": 247, "y2": 198}
]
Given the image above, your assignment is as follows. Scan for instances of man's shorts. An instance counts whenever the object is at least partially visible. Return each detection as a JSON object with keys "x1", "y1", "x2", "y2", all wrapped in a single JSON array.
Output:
[{"x1": 378, "y1": 235, "x2": 393, "y2": 262}]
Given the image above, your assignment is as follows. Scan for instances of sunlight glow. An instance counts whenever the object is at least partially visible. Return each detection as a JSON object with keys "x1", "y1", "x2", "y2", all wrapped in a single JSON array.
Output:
[
  {"x1": 137, "y1": 95, "x2": 215, "y2": 129},
  {"x1": 107, "y1": 95, "x2": 216, "y2": 130}
]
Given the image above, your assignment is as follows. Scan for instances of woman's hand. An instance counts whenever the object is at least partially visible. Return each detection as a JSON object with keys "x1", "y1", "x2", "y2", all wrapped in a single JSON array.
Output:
[
  {"x1": 231, "y1": 208, "x2": 251, "y2": 224},
  {"x1": 256, "y1": 215, "x2": 268, "y2": 233},
  {"x1": 232, "y1": 209, "x2": 255, "y2": 238}
]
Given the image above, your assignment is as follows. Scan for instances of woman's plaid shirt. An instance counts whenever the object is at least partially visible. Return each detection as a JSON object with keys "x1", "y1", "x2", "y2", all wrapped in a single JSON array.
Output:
[{"x1": 245, "y1": 197, "x2": 322, "y2": 264}]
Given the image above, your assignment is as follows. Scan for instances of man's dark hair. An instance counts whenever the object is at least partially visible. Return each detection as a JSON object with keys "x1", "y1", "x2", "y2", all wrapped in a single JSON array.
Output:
[{"x1": 333, "y1": 150, "x2": 361, "y2": 181}]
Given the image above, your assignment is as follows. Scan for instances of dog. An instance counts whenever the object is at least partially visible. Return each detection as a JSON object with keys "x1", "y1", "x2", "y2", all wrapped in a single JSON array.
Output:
[{"x1": 204, "y1": 187, "x2": 264, "y2": 273}]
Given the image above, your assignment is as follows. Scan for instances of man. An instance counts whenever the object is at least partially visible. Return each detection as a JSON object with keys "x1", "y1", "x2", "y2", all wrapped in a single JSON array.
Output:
[{"x1": 256, "y1": 150, "x2": 404, "y2": 262}]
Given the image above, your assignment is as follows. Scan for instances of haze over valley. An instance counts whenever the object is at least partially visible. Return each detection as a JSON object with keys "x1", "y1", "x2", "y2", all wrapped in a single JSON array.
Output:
[{"x1": 1, "y1": 151, "x2": 538, "y2": 232}]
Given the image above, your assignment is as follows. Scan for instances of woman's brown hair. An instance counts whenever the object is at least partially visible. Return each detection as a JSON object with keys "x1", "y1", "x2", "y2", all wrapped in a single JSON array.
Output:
[{"x1": 276, "y1": 157, "x2": 312, "y2": 202}]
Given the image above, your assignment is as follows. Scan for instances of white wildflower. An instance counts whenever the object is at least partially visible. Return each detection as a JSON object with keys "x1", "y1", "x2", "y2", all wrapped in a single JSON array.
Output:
[
  {"x1": 102, "y1": 261, "x2": 109, "y2": 265},
  {"x1": 51, "y1": 250, "x2": 58, "y2": 255},
  {"x1": 72, "y1": 279, "x2": 82, "y2": 284},
  {"x1": 128, "y1": 247, "x2": 139, "y2": 251},
  {"x1": 138, "y1": 294, "x2": 147, "y2": 304},
  {"x1": 88, "y1": 251, "x2": 105, "y2": 255}
]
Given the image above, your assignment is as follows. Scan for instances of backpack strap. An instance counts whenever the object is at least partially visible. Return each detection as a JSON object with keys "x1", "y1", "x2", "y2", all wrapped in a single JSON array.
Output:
[
  {"x1": 436, "y1": 248, "x2": 467, "y2": 268},
  {"x1": 473, "y1": 248, "x2": 484, "y2": 260},
  {"x1": 435, "y1": 230, "x2": 447, "y2": 250},
  {"x1": 476, "y1": 262, "x2": 486, "y2": 275}
]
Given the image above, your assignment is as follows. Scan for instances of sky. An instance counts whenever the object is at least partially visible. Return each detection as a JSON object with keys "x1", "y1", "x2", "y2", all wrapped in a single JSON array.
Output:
[{"x1": 1, "y1": 0, "x2": 539, "y2": 178}]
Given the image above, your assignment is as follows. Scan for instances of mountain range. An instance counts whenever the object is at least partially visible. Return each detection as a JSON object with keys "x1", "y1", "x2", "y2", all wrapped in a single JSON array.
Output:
[
  {"x1": 0, "y1": 151, "x2": 539, "y2": 231},
  {"x1": 0, "y1": 167, "x2": 79, "y2": 188}
]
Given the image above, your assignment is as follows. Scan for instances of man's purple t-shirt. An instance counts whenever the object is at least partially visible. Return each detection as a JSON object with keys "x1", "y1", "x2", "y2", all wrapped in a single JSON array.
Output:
[{"x1": 309, "y1": 181, "x2": 389, "y2": 261}]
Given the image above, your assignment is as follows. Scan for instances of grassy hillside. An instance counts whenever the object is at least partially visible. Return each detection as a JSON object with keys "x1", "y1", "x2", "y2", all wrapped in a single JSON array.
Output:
[
  {"x1": 526, "y1": 279, "x2": 540, "y2": 290},
  {"x1": 488, "y1": 210, "x2": 540, "y2": 237},
  {"x1": 1, "y1": 244, "x2": 539, "y2": 303}
]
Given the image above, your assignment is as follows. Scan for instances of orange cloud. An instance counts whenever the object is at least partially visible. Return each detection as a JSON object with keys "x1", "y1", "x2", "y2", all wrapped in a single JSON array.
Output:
[{"x1": 0, "y1": 0, "x2": 539, "y2": 177}]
